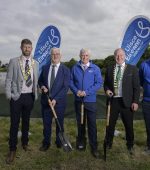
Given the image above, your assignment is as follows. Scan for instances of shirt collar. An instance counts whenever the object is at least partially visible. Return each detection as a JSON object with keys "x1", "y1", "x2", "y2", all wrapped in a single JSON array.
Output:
[
  {"x1": 51, "y1": 62, "x2": 60, "y2": 68},
  {"x1": 81, "y1": 62, "x2": 90, "y2": 67},
  {"x1": 22, "y1": 56, "x2": 31, "y2": 62},
  {"x1": 116, "y1": 62, "x2": 125, "y2": 68}
]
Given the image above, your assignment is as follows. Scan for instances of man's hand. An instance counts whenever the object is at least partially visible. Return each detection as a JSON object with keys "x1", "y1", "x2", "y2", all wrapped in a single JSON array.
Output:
[
  {"x1": 77, "y1": 90, "x2": 86, "y2": 97},
  {"x1": 41, "y1": 86, "x2": 48, "y2": 93},
  {"x1": 51, "y1": 99, "x2": 56, "y2": 107},
  {"x1": 77, "y1": 90, "x2": 82, "y2": 97},
  {"x1": 131, "y1": 103, "x2": 138, "y2": 111},
  {"x1": 106, "y1": 90, "x2": 113, "y2": 97}
]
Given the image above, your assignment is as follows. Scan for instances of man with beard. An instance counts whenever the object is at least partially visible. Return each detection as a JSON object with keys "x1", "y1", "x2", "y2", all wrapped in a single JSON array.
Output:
[{"x1": 5, "y1": 39, "x2": 39, "y2": 164}]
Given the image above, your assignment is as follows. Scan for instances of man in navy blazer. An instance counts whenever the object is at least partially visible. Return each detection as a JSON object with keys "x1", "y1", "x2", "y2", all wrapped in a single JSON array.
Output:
[{"x1": 38, "y1": 47, "x2": 70, "y2": 151}]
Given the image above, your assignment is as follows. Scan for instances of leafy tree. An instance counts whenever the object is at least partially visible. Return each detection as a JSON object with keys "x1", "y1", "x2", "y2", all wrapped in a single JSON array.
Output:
[
  {"x1": 92, "y1": 59, "x2": 104, "y2": 69},
  {"x1": 103, "y1": 55, "x2": 115, "y2": 68},
  {"x1": 0, "y1": 63, "x2": 8, "y2": 72},
  {"x1": 64, "y1": 58, "x2": 77, "y2": 69}
]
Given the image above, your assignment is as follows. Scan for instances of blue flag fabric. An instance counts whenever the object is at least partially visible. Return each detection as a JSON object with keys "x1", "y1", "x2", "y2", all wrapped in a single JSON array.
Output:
[
  {"x1": 34, "y1": 25, "x2": 61, "y2": 74},
  {"x1": 120, "y1": 15, "x2": 150, "y2": 65}
]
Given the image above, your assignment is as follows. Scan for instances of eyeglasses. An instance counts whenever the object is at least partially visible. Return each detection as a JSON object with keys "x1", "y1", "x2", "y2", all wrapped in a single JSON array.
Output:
[{"x1": 51, "y1": 53, "x2": 60, "y2": 56}]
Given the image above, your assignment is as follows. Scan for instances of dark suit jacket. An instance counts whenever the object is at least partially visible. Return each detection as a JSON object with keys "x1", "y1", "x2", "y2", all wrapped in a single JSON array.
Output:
[
  {"x1": 104, "y1": 64, "x2": 140, "y2": 108},
  {"x1": 38, "y1": 63, "x2": 70, "y2": 107}
]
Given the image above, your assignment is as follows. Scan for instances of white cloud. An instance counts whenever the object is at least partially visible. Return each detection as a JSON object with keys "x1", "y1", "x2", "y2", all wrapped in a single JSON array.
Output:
[{"x1": 0, "y1": 0, "x2": 150, "y2": 63}]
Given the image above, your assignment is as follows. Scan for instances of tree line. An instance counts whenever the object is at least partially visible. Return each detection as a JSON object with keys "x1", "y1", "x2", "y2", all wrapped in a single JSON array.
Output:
[
  {"x1": 64, "y1": 45, "x2": 150, "y2": 75},
  {"x1": 0, "y1": 45, "x2": 150, "y2": 74}
]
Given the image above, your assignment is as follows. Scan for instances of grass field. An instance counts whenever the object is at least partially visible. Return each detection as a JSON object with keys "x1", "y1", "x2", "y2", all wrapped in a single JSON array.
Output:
[{"x1": 0, "y1": 117, "x2": 150, "y2": 170}]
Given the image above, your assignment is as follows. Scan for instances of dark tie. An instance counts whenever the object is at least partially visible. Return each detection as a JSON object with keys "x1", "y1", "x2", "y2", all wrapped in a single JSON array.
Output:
[
  {"x1": 116, "y1": 65, "x2": 121, "y2": 85},
  {"x1": 25, "y1": 60, "x2": 32, "y2": 87},
  {"x1": 50, "y1": 64, "x2": 56, "y2": 90}
]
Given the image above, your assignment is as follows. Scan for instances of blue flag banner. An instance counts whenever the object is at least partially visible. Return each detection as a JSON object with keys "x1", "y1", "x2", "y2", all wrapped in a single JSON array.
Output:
[
  {"x1": 34, "y1": 25, "x2": 61, "y2": 73},
  {"x1": 120, "y1": 15, "x2": 150, "y2": 65}
]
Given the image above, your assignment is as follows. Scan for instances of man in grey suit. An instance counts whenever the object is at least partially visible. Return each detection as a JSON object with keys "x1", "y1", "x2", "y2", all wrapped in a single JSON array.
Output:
[
  {"x1": 5, "y1": 39, "x2": 39, "y2": 164},
  {"x1": 104, "y1": 48, "x2": 140, "y2": 155}
]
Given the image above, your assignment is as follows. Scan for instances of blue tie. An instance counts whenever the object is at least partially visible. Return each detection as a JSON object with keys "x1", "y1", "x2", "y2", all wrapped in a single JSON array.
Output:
[{"x1": 50, "y1": 64, "x2": 56, "y2": 90}]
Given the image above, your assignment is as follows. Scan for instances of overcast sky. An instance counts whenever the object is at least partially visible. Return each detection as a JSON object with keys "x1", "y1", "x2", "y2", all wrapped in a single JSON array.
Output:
[{"x1": 0, "y1": 0, "x2": 150, "y2": 63}]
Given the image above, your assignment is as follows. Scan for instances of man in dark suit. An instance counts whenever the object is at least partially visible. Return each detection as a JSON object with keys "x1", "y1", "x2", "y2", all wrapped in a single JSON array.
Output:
[
  {"x1": 38, "y1": 47, "x2": 70, "y2": 151},
  {"x1": 104, "y1": 48, "x2": 140, "y2": 154},
  {"x1": 5, "y1": 39, "x2": 39, "y2": 164}
]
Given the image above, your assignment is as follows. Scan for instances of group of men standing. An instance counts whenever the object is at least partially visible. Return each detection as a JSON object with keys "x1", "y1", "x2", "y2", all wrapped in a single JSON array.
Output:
[{"x1": 4, "y1": 38, "x2": 150, "y2": 164}]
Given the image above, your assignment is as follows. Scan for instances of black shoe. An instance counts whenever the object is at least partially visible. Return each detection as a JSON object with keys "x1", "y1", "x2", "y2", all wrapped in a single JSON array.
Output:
[
  {"x1": 76, "y1": 137, "x2": 86, "y2": 151},
  {"x1": 55, "y1": 141, "x2": 62, "y2": 148},
  {"x1": 56, "y1": 143, "x2": 62, "y2": 148},
  {"x1": 39, "y1": 145, "x2": 49, "y2": 152},
  {"x1": 106, "y1": 144, "x2": 112, "y2": 149},
  {"x1": 77, "y1": 144, "x2": 86, "y2": 151},
  {"x1": 22, "y1": 145, "x2": 32, "y2": 151},
  {"x1": 143, "y1": 147, "x2": 150, "y2": 155},
  {"x1": 91, "y1": 150, "x2": 100, "y2": 159},
  {"x1": 128, "y1": 147, "x2": 134, "y2": 155}
]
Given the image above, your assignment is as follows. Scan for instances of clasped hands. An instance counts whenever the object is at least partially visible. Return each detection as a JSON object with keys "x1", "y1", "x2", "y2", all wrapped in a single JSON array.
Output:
[{"x1": 77, "y1": 90, "x2": 86, "y2": 97}]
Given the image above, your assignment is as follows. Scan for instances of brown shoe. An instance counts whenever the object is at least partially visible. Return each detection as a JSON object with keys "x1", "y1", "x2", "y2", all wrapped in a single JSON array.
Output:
[
  {"x1": 6, "y1": 151, "x2": 16, "y2": 164},
  {"x1": 22, "y1": 145, "x2": 32, "y2": 151}
]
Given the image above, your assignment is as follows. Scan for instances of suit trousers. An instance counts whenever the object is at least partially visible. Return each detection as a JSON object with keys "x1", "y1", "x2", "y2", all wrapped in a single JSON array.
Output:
[
  {"x1": 75, "y1": 101, "x2": 98, "y2": 151},
  {"x1": 41, "y1": 105, "x2": 65, "y2": 146},
  {"x1": 107, "y1": 97, "x2": 134, "y2": 148},
  {"x1": 9, "y1": 93, "x2": 34, "y2": 151},
  {"x1": 142, "y1": 101, "x2": 150, "y2": 148}
]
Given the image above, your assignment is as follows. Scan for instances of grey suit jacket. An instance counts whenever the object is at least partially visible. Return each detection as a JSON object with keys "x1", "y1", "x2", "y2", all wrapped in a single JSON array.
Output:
[{"x1": 5, "y1": 56, "x2": 39, "y2": 101}]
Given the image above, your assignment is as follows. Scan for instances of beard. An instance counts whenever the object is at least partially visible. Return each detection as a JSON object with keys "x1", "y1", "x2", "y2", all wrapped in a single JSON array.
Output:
[{"x1": 22, "y1": 51, "x2": 31, "y2": 56}]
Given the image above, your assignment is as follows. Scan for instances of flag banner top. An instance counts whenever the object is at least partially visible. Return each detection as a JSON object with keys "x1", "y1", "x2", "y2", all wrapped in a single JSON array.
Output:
[
  {"x1": 120, "y1": 15, "x2": 150, "y2": 65},
  {"x1": 34, "y1": 25, "x2": 61, "y2": 73}
]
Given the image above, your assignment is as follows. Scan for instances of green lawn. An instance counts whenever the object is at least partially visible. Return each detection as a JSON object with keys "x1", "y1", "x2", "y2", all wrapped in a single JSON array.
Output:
[{"x1": 0, "y1": 117, "x2": 150, "y2": 170}]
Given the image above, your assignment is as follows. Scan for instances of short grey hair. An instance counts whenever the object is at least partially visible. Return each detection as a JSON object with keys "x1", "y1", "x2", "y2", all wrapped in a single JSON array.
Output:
[
  {"x1": 50, "y1": 47, "x2": 61, "y2": 55},
  {"x1": 79, "y1": 48, "x2": 91, "y2": 57},
  {"x1": 114, "y1": 48, "x2": 125, "y2": 56}
]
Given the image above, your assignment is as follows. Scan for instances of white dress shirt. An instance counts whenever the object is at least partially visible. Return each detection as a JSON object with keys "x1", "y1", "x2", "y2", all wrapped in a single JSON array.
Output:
[
  {"x1": 114, "y1": 62, "x2": 126, "y2": 97},
  {"x1": 81, "y1": 62, "x2": 90, "y2": 70}
]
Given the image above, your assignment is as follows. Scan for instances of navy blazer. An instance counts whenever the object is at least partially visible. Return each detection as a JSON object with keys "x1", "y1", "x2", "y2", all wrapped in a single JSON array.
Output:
[{"x1": 38, "y1": 63, "x2": 70, "y2": 107}]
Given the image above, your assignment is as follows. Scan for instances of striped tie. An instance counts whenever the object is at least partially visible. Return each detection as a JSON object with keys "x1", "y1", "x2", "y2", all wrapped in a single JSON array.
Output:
[
  {"x1": 116, "y1": 65, "x2": 121, "y2": 85},
  {"x1": 25, "y1": 60, "x2": 32, "y2": 87}
]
